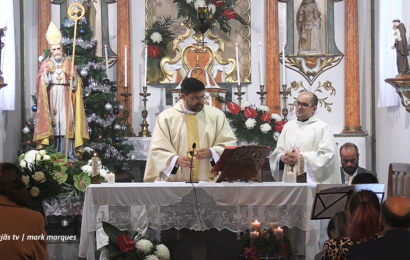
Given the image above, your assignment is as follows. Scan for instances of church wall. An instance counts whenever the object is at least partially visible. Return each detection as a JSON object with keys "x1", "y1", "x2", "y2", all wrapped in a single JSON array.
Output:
[
  {"x1": 374, "y1": 0, "x2": 410, "y2": 189},
  {"x1": 0, "y1": 0, "x2": 24, "y2": 163}
]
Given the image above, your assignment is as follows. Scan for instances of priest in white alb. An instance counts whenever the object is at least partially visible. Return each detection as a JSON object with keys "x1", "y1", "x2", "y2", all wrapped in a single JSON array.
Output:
[
  {"x1": 269, "y1": 92, "x2": 341, "y2": 185},
  {"x1": 144, "y1": 77, "x2": 236, "y2": 182}
]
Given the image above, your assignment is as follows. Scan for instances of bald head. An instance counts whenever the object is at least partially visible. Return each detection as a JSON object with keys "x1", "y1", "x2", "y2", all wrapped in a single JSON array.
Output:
[{"x1": 382, "y1": 196, "x2": 410, "y2": 229}]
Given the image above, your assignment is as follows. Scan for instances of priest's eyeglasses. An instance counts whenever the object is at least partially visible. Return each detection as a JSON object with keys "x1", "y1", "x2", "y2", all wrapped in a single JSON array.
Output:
[
  {"x1": 294, "y1": 101, "x2": 312, "y2": 108},
  {"x1": 188, "y1": 95, "x2": 206, "y2": 102}
]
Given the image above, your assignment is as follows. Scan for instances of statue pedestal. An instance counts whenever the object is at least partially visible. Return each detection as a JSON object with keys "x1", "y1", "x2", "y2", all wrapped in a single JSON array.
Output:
[{"x1": 385, "y1": 76, "x2": 410, "y2": 113}]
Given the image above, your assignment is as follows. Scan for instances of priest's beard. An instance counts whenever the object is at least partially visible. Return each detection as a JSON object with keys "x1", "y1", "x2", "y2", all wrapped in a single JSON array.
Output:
[
  {"x1": 53, "y1": 53, "x2": 62, "y2": 60},
  {"x1": 186, "y1": 101, "x2": 204, "y2": 112}
]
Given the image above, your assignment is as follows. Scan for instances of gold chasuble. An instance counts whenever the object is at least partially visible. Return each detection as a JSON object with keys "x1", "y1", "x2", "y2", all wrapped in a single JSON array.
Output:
[{"x1": 144, "y1": 100, "x2": 236, "y2": 182}]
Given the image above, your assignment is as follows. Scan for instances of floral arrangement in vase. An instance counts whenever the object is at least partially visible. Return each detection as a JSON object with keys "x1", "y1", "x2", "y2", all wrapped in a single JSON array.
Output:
[
  {"x1": 237, "y1": 229, "x2": 292, "y2": 259},
  {"x1": 225, "y1": 102, "x2": 286, "y2": 148},
  {"x1": 173, "y1": 0, "x2": 247, "y2": 35},
  {"x1": 144, "y1": 16, "x2": 176, "y2": 82},
  {"x1": 103, "y1": 221, "x2": 170, "y2": 260}
]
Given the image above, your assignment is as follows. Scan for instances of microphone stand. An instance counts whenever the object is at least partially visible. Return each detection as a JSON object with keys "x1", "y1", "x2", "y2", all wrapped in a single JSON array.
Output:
[{"x1": 187, "y1": 143, "x2": 197, "y2": 183}]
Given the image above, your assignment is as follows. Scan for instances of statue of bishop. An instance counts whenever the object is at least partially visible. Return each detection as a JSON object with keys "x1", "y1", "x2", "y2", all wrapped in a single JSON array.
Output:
[{"x1": 33, "y1": 21, "x2": 89, "y2": 161}]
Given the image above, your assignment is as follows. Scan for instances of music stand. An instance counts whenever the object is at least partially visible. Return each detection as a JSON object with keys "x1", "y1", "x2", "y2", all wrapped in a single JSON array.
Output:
[
  {"x1": 212, "y1": 145, "x2": 271, "y2": 183},
  {"x1": 311, "y1": 184, "x2": 385, "y2": 220}
]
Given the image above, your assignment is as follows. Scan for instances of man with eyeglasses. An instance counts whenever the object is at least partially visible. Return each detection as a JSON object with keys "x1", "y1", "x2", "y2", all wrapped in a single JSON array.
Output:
[
  {"x1": 269, "y1": 92, "x2": 341, "y2": 184},
  {"x1": 33, "y1": 22, "x2": 89, "y2": 161},
  {"x1": 144, "y1": 77, "x2": 236, "y2": 182}
]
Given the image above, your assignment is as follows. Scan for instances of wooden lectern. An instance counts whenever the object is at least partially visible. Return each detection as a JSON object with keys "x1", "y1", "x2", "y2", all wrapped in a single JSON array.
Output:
[{"x1": 212, "y1": 145, "x2": 271, "y2": 183}]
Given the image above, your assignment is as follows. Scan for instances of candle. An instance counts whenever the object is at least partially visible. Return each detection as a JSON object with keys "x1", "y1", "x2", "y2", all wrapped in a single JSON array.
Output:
[
  {"x1": 274, "y1": 227, "x2": 283, "y2": 243},
  {"x1": 92, "y1": 153, "x2": 98, "y2": 177},
  {"x1": 104, "y1": 44, "x2": 109, "y2": 80},
  {"x1": 270, "y1": 222, "x2": 279, "y2": 232},
  {"x1": 287, "y1": 170, "x2": 295, "y2": 183},
  {"x1": 250, "y1": 231, "x2": 259, "y2": 242},
  {"x1": 251, "y1": 220, "x2": 261, "y2": 232},
  {"x1": 124, "y1": 45, "x2": 127, "y2": 87},
  {"x1": 259, "y1": 42, "x2": 263, "y2": 85},
  {"x1": 107, "y1": 172, "x2": 115, "y2": 184},
  {"x1": 282, "y1": 43, "x2": 286, "y2": 85},
  {"x1": 297, "y1": 152, "x2": 304, "y2": 176},
  {"x1": 235, "y1": 43, "x2": 240, "y2": 85},
  {"x1": 144, "y1": 45, "x2": 147, "y2": 86}
]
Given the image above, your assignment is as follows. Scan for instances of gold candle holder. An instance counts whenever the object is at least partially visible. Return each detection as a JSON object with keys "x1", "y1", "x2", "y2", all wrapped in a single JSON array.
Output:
[
  {"x1": 138, "y1": 86, "x2": 151, "y2": 137},
  {"x1": 234, "y1": 84, "x2": 245, "y2": 107},
  {"x1": 256, "y1": 84, "x2": 267, "y2": 105},
  {"x1": 279, "y1": 84, "x2": 291, "y2": 122},
  {"x1": 120, "y1": 87, "x2": 133, "y2": 137}
]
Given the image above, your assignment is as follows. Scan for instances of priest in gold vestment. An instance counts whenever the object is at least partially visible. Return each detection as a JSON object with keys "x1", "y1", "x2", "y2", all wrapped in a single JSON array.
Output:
[{"x1": 144, "y1": 78, "x2": 236, "y2": 182}]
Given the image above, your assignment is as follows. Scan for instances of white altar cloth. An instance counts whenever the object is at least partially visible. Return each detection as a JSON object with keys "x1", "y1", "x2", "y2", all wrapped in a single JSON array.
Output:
[{"x1": 79, "y1": 182, "x2": 319, "y2": 259}]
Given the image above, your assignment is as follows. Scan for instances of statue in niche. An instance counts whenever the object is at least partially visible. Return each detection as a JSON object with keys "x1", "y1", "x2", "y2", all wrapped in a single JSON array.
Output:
[
  {"x1": 391, "y1": 19, "x2": 409, "y2": 76},
  {"x1": 296, "y1": 0, "x2": 321, "y2": 53}
]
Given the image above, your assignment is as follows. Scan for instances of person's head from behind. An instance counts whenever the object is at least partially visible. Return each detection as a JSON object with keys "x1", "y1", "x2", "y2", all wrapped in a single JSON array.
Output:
[
  {"x1": 327, "y1": 210, "x2": 349, "y2": 240},
  {"x1": 340, "y1": 142, "x2": 359, "y2": 175},
  {"x1": 0, "y1": 162, "x2": 30, "y2": 207},
  {"x1": 114, "y1": 169, "x2": 133, "y2": 183},
  {"x1": 180, "y1": 77, "x2": 206, "y2": 112},
  {"x1": 381, "y1": 196, "x2": 410, "y2": 230},
  {"x1": 352, "y1": 173, "x2": 378, "y2": 184},
  {"x1": 347, "y1": 190, "x2": 381, "y2": 242},
  {"x1": 294, "y1": 92, "x2": 318, "y2": 121}
]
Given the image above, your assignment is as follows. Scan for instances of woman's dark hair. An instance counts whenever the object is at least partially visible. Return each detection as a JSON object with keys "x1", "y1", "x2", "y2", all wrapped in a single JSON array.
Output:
[
  {"x1": 347, "y1": 190, "x2": 381, "y2": 242},
  {"x1": 0, "y1": 162, "x2": 30, "y2": 207}
]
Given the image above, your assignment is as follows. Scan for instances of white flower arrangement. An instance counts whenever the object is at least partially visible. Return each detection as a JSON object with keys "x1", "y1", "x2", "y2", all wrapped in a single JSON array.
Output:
[
  {"x1": 241, "y1": 102, "x2": 252, "y2": 110},
  {"x1": 21, "y1": 175, "x2": 30, "y2": 187},
  {"x1": 271, "y1": 113, "x2": 282, "y2": 122},
  {"x1": 185, "y1": 0, "x2": 193, "y2": 3},
  {"x1": 257, "y1": 105, "x2": 269, "y2": 112},
  {"x1": 33, "y1": 171, "x2": 46, "y2": 183},
  {"x1": 208, "y1": 4, "x2": 216, "y2": 14},
  {"x1": 30, "y1": 187, "x2": 40, "y2": 197},
  {"x1": 273, "y1": 131, "x2": 280, "y2": 141},
  {"x1": 83, "y1": 147, "x2": 94, "y2": 154},
  {"x1": 150, "y1": 32, "x2": 163, "y2": 43},
  {"x1": 145, "y1": 255, "x2": 159, "y2": 260},
  {"x1": 155, "y1": 244, "x2": 170, "y2": 260},
  {"x1": 245, "y1": 118, "x2": 257, "y2": 129},
  {"x1": 135, "y1": 239, "x2": 153, "y2": 254},
  {"x1": 260, "y1": 123, "x2": 272, "y2": 133}
]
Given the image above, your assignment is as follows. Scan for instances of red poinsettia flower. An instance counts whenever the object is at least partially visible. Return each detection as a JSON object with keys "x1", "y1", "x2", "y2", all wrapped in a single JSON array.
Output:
[
  {"x1": 117, "y1": 235, "x2": 135, "y2": 253},
  {"x1": 222, "y1": 9, "x2": 237, "y2": 19},
  {"x1": 148, "y1": 45, "x2": 160, "y2": 59},
  {"x1": 244, "y1": 107, "x2": 257, "y2": 119},
  {"x1": 261, "y1": 113, "x2": 271, "y2": 123},
  {"x1": 227, "y1": 102, "x2": 241, "y2": 115},
  {"x1": 212, "y1": 0, "x2": 225, "y2": 6},
  {"x1": 275, "y1": 121, "x2": 286, "y2": 132}
]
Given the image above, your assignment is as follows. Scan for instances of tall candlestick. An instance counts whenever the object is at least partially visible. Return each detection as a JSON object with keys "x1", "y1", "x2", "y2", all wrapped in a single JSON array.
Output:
[
  {"x1": 282, "y1": 43, "x2": 286, "y2": 85},
  {"x1": 104, "y1": 44, "x2": 109, "y2": 80},
  {"x1": 270, "y1": 222, "x2": 279, "y2": 232},
  {"x1": 259, "y1": 42, "x2": 263, "y2": 85},
  {"x1": 251, "y1": 220, "x2": 261, "y2": 232},
  {"x1": 297, "y1": 152, "x2": 305, "y2": 175},
  {"x1": 92, "y1": 153, "x2": 98, "y2": 177},
  {"x1": 124, "y1": 45, "x2": 128, "y2": 87},
  {"x1": 235, "y1": 43, "x2": 240, "y2": 84},
  {"x1": 144, "y1": 45, "x2": 148, "y2": 86}
]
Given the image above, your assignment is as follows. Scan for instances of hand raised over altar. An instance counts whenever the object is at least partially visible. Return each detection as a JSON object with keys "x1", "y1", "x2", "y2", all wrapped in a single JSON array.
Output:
[
  {"x1": 196, "y1": 148, "x2": 212, "y2": 160},
  {"x1": 177, "y1": 156, "x2": 194, "y2": 170}
]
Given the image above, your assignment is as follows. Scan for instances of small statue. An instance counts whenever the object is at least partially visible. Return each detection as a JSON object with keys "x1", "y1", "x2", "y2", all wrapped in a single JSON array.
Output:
[
  {"x1": 391, "y1": 19, "x2": 410, "y2": 77},
  {"x1": 0, "y1": 26, "x2": 7, "y2": 82}
]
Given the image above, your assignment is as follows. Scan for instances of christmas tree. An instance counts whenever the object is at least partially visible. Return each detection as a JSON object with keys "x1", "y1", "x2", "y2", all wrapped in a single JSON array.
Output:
[{"x1": 59, "y1": 16, "x2": 134, "y2": 171}]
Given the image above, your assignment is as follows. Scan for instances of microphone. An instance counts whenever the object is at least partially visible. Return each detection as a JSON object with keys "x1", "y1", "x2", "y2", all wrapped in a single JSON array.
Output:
[{"x1": 189, "y1": 142, "x2": 196, "y2": 183}]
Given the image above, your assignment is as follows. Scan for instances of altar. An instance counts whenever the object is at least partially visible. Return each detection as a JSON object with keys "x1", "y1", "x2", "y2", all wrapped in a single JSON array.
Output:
[{"x1": 78, "y1": 182, "x2": 319, "y2": 259}]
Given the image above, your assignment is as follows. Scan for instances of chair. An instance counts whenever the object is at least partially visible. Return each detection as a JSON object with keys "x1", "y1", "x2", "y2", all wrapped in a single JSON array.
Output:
[{"x1": 387, "y1": 162, "x2": 410, "y2": 198}]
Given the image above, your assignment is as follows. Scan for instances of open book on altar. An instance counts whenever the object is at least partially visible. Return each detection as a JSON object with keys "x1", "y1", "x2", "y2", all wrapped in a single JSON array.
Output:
[{"x1": 212, "y1": 145, "x2": 271, "y2": 183}]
